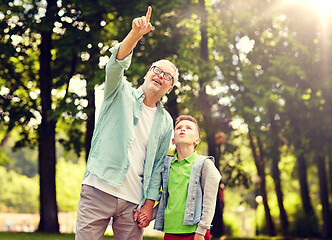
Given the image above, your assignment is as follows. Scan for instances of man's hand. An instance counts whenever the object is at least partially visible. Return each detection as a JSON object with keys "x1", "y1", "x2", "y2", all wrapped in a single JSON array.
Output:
[
  {"x1": 132, "y1": 6, "x2": 153, "y2": 37},
  {"x1": 133, "y1": 209, "x2": 147, "y2": 223},
  {"x1": 135, "y1": 199, "x2": 154, "y2": 228},
  {"x1": 116, "y1": 6, "x2": 153, "y2": 60},
  {"x1": 194, "y1": 233, "x2": 205, "y2": 240}
]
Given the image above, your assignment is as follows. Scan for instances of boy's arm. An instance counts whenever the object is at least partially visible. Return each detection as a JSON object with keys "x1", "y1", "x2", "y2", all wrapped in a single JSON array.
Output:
[{"x1": 197, "y1": 160, "x2": 221, "y2": 236}]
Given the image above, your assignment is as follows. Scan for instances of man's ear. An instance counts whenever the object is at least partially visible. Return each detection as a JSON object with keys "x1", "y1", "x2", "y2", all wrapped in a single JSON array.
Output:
[
  {"x1": 166, "y1": 86, "x2": 173, "y2": 94},
  {"x1": 172, "y1": 138, "x2": 175, "y2": 145}
]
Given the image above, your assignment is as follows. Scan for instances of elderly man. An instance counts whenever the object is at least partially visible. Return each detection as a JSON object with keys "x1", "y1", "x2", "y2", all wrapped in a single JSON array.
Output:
[{"x1": 75, "y1": 6, "x2": 179, "y2": 240}]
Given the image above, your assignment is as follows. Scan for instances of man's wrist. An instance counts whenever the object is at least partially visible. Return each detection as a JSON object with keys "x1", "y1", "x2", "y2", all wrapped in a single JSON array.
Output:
[
  {"x1": 129, "y1": 30, "x2": 143, "y2": 41},
  {"x1": 143, "y1": 199, "x2": 155, "y2": 207}
]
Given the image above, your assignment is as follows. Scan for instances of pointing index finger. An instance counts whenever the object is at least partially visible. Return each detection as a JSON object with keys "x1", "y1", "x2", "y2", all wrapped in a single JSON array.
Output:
[{"x1": 146, "y1": 6, "x2": 152, "y2": 23}]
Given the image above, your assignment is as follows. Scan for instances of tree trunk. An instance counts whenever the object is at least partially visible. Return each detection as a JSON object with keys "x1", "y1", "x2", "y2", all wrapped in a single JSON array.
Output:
[
  {"x1": 328, "y1": 156, "x2": 332, "y2": 204},
  {"x1": 84, "y1": 44, "x2": 98, "y2": 163},
  {"x1": 316, "y1": 155, "x2": 332, "y2": 238},
  {"x1": 0, "y1": 134, "x2": 10, "y2": 146},
  {"x1": 297, "y1": 150, "x2": 314, "y2": 214},
  {"x1": 197, "y1": 0, "x2": 224, "y2": 237},
  {"x1": 211, "y1": 140, "x2": 225, "y2": 237},
  {"x1": 165, "y1": 89, "x2": 179, "y2": 125},
  {"x1": 271, "y1": 146, "x2": 288, "y2": 236},
  {"x1": 83, "y1": 13, "x2": 105, "y2": 162},
  {"x1": 37, "y1": 0, "x2": 59, "y2": 232},
  {"x1": 207, "y1": 121, "x2": 224, "y2": 237},
  {"x1": 270, "y1": 120, "x2": 288, "y2": 236},
  {"x1": 248, "y1": 130, "x2": 275, "y2": 236},
  {"x1": 85, "y1": 88, "x2": 95, "y2": 162}
]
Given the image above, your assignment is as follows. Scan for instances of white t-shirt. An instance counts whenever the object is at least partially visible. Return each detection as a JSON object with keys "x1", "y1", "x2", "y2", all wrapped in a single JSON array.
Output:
[{"x1": 83, "y1": 102, "x2": 157, "y2": 204}]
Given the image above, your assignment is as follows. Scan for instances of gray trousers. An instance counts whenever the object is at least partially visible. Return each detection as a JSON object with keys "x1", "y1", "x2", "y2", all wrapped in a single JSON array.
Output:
[{"x1": 75, "y1": 185, "x2": 144, "y2": 240}]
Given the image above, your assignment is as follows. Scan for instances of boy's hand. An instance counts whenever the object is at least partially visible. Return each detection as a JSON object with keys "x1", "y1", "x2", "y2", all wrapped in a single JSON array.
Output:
[
  {"x1": 133, "y1": 208, "x2": 151, "y2": 228},
  {"x1": 137, "y1": 204, "x2": 153, "y2": 227},
  {"x1": 194, "y1": 233, "x2": 205, "y2": 240},
  {"x1": 133, "y1": 209, "x2": 147, "y2": 223},
  {"x1": 134, "y1": 199, "x2": 154, "y2": 227},
  {"x1": 132, "y1": 6, "x2": 153, "y2": 37}
]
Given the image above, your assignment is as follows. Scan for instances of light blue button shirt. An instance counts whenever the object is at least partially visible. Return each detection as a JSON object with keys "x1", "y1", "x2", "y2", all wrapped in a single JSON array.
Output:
[{"x1": 84, "y1": 43, "x2": 173, "y2": 209}]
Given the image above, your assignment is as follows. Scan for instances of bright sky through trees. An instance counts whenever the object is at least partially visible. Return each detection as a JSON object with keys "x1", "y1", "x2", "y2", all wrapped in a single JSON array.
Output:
[
  {"x1": 307, "y1": 0, "x2": 332, "y2": 20},
  {"x1": 282, "y1": 0, "x2": 332, "y2": 20}
]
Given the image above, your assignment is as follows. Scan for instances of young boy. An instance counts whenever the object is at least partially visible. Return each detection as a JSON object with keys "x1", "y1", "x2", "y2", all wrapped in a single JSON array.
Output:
[{"x1": 153, "y1": 115, "x2": 221, "y2": 240}]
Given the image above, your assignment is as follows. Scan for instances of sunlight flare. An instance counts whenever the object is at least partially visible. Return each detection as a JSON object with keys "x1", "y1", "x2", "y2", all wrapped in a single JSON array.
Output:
[{"x1": 307, "y1": 0, "x2": 332, "y2": 19}]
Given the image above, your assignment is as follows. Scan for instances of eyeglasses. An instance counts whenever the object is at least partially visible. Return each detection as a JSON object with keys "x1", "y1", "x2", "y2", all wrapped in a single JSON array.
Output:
[{"x1": 149, "y1": 66, "x2": 174, "y2": 85}]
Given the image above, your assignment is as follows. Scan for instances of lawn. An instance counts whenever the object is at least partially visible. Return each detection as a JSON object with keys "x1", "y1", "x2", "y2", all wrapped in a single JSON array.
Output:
[
  {"x1": 0, "y1": 232, "x2": 163, "y2": 240},
  {"x1": 1, "y1": 232, "x2": 315, "y2": 240}
]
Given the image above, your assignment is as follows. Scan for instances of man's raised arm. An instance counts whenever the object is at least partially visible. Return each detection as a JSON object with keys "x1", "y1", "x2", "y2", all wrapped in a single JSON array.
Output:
[{"x1": 116, "y1": 6, "x2": 152, "y2": 60}]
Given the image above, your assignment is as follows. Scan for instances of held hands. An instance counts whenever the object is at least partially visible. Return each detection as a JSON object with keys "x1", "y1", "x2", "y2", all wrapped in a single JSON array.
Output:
[
  {"x1": 133, "y1": 209, "x2": 149, "y2": 227},
  {"x1": 138, "y1": 199, "x2": 154, "y2": 227},
  {"x1": 134, "y1": 207, "x2": 151, "y2": 227},
  {"x1": 194, "y1": 233, "x2": 205, "y2": 240},
  {"x1": 133, "y1": 199, "x2": 154, "y2": 228},
  {"x1": 132, "y1": 6, "x2": 153, "y2": 37}
]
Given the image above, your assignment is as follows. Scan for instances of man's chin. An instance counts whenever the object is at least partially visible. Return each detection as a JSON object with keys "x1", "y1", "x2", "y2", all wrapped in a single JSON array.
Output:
[{"x1": 150, "y1": 84, "x2": 162, "y2": 92}]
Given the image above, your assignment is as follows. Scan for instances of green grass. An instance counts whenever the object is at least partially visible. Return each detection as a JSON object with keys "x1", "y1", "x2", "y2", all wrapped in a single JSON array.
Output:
[
  {"x1": 0, "y1": 232, "x2": 163, "y2": 240},
  {"x1": 1, "y1": 232, "x2": 321, "y2": 240}
]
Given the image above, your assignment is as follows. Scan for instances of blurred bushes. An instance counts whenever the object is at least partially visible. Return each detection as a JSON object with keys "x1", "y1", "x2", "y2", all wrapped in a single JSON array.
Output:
[
  {"x1": 0, "y1": 156, "x2": 85, "y2": 213},
  {"x1": 0, "y1": 167, "x2": 39, "y2": 213},
  {"x1": 289, "y1": 209, "x2": 320, "y2": 238}
]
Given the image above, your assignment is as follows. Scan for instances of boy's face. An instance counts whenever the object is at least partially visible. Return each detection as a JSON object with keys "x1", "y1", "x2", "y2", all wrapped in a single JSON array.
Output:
[{"x1": 173, "y1": 120, "x2": 200, "y2": 147}]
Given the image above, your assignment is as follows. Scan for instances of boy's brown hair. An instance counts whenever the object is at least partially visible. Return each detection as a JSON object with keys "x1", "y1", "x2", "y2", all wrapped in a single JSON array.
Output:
[{"x1": 175, "y1": 115, "x2": 201, "y2": 138}]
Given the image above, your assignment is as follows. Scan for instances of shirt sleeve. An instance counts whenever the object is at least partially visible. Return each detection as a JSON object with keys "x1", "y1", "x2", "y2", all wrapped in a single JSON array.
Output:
[
  {"x1": 196, "y1": 160, "x2": 222, "y2": 235},
  {"x1": 104, "y1": 43, "x2": 133, "y2": 100},
  {"x1": 146, "y1": 123, "x2": 173, "y2": 201}
]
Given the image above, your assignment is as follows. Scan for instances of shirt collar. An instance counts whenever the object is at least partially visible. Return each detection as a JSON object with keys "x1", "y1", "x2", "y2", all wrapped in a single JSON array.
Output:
[
  {"x1": 135, "y1": 86, "x2": 145, "y2": 99},
  {"x1": 135, "y1": 86, "x2": 164, "y2": 109},
  {"x1": 173, "y1": 152, "x2": 198, "y2": 163}
]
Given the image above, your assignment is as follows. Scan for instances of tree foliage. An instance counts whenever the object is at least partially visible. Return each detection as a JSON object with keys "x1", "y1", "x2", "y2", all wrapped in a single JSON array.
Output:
[{"x1": 1, "y1": 0, "x2": 332, "y2": 237}]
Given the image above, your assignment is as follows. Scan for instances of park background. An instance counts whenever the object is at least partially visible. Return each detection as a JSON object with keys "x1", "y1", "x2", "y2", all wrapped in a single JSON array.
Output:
[{"x1": 1, "y1": 0, "x2": 332, "y2": 239}]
